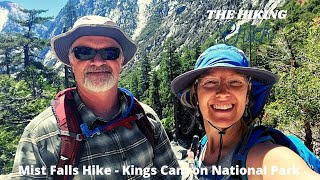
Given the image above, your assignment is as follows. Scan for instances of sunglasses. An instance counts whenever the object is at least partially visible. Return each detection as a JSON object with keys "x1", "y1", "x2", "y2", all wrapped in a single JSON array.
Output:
[
  {"x1": 196, "y1": 77, "x2": 249, "y2": 91},
  {"x1": 72, "y1": 46, "x2": 121, "y2": 61}
]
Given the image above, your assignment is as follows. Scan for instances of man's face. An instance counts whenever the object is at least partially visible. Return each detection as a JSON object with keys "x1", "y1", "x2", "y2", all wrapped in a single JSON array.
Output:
[{"x1": 69, "y1": 36, "x2": 124, "y2": 92}]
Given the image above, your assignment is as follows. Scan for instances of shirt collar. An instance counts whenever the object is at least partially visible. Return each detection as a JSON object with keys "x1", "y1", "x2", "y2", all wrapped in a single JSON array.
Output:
[{"x1": 73, "y1": 89, "x2": 128, "y2": 127}]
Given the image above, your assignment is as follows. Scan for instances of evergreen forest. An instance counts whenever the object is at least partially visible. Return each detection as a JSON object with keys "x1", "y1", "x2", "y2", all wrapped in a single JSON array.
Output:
[{"x1": 0, "y1": 0, "x2": 319, "y2": 174}]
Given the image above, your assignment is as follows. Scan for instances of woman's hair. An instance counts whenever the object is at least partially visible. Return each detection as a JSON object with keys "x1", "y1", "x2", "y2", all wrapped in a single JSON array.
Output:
[{"x1": 180, "y1": 82, "x2": 198, "y2": 108}]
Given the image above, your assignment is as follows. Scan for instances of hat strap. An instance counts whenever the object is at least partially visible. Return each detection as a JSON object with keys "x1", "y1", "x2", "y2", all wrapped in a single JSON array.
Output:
[{"x1": 207, "y1": 120, "x2": 235, "y2": 166}]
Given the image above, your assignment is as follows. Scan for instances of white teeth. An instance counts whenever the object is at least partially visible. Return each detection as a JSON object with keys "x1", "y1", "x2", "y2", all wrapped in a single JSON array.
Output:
[{"x1": 213, "y1": 104, "x2": 233, "y2": 110}]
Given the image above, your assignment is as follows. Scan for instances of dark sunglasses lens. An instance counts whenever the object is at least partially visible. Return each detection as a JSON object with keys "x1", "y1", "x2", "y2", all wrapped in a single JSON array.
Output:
[
  {"x1": 100, "y1": 48, "x2": 120, "y2": 60},
  {"x1": 73, "y1": 47, "x2": 96, "y2": 60}
]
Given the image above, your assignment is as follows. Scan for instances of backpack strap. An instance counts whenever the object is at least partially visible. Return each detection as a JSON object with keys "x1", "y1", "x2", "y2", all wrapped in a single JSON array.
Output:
[
  {"x1": 51, "y1": 88, "x2": 155, "y2": 180},
  {"x1": 194, "y1": 127, "x2": 273, "y2": 180},
  {"x1": 76, "y1": 98, "x2": 155, "y2": 148},
  {"x1": 197, "y1": 135, "x2": 208, "y2": 162},
  {"x1": 52, "y1": 88, "x2": 156, "y2": 180},
  {"x1": 231, "y1": 125, "x2": 275, "y2": 180},
  {"x1": 133, "y1": 100, "x2": 155, "y2": 148},
  {"x1": 196, "y1": 136, "x2": 231, "y2": 180},
  {"x1": 51, "y1": 87, "x2": 83, "y2": 180}
]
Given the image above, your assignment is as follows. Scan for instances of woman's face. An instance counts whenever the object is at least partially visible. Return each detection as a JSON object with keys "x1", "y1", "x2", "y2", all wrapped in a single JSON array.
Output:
[{"x1": 197, "y1": 68, "x2": 249, "y2": 129}]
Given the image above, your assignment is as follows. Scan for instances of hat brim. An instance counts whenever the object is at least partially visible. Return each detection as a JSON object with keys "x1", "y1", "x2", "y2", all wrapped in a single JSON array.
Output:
[
  {"x1": 51, "y1": 25, "x2": 137, "y2": 66},
  {"x1": 171, "y1": 65, "x2": 278, "y2": 95}
]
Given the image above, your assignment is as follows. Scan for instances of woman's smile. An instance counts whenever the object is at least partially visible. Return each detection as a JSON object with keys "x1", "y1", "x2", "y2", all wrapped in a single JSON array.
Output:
[
  {"x1": 211, "y1": 104, "x2": 233, "y2": 110},
  {"x1": 197, "y1": 68, "x2": 249, "y2": 128}
]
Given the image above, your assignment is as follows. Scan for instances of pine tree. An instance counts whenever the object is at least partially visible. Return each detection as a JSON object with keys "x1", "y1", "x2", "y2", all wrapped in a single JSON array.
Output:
[
  {"x1": 129, "y1": 71, "x2": 141, "y2": 100},
  {"x1": 13, "y1": 9, "x2": 52, "y2": 68},
  {"x1": 149, "y1": 71, "x2": 162, "y2": 119},
  {"x1": 0, "y1": 34, "x2": 19, "y2": 75},
  {"x1": 139, "y1": 55, "x2": 151, "y2": 98},
  {"x1": 159, "y1": 38, "x2": 184, "y2": 139}
]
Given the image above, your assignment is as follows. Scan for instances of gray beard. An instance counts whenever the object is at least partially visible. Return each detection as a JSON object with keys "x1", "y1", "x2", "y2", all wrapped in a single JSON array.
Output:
[{"x1": 83, "y1": 73, "x2": 116, "y2": 92}]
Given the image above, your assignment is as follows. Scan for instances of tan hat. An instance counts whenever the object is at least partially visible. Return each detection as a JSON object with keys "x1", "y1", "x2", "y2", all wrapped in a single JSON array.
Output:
[{"x1": 51, "y1": 15, "x2": 137, "y2": 66}]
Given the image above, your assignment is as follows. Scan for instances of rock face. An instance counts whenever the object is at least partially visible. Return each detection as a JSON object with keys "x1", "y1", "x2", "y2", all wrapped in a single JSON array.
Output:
[
  {"x1": 1, "y1": 0, "x2": 286, "y2": 69},
  {"x1": 0, "y1": 1, "x2": 27, "y2": 33},
  {"x1": 0, "y1": 1, "x2": 51, "y2": 38},
  {"x1": 45, "y1": 0, "x2": 142, "y2": 39}
]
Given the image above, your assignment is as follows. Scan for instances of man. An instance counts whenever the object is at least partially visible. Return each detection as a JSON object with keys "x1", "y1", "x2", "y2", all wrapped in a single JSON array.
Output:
[{"x1": 11, "y1": 15, "x2": 180, "y2": 179}]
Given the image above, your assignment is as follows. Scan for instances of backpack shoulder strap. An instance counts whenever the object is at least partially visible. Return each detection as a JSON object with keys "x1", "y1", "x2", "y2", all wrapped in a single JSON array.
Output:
[
  {"x1": 231, "y1": 125, "x2": 274, "y2": 180},
  {"x1": 51, "y1": 87, "x2": 82, "y2": 180},
  {"x1": 197, "y1": 135, "x2": 208, "y2": 160},
  {"x1": 194, "y1": 135, "x2": 208, "y2": 169},
  {"x1": 132, "y1": 99, "x2": 155, "y2": 148}
]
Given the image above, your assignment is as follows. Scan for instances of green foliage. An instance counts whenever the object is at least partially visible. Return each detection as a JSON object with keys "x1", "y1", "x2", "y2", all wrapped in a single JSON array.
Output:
[
  {"x1": 158, "y1": 38, "x2": 181, "y2": 122},
  {"x1": 0, "y1": 74, "x2": 59, "y2": 173},
  {"x1": 260, "y1": 10, "x2": 320, "y2": 154},
  {"x1": 200, "y1": 31, "x2": 224, "y2": 51},
  {"x1": 15, "y1": 64, "x2": 63, "y2": 98},
  {"x1": 138, "y1": 55, "x2": 151, "y2": 102},
  {"x1": 130, "y1": 71, "x2": 141, "y2": 99},
  {"x1": 162, "y1": 117, "x2": 174, "y2": 133},
  {"x1": 284, "y1": 0, "x2": 320, "y2": 23},
  {"x1": 149, "y1": 71, "x2": 162, "y2": 119},
  {"x1": 179, "y1": 48, "x2": 198, "y2": 73},
  {"x1": 1, "y1": 0, "x2": 320, "y2": 174},
  {"x1": 0, "y1": 126, "x2": 20, "y2": 174},
  {"x1": 0, "y1": 34, "x2": 21, "y2": 75}
]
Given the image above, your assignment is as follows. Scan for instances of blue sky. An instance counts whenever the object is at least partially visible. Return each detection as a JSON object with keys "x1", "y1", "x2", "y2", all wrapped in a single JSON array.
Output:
[{"x1": 3, "y1": 0, "x2": 68, "y2": 17}]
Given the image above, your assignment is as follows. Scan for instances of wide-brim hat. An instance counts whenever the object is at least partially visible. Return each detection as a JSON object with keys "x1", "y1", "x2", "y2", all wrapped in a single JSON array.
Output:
[
  {"x1": 51, "y1": 15, "x2": 137, "y2": 66},
  {"x1": 171, "y1": 44, "x2": 278, "y2": 122}
]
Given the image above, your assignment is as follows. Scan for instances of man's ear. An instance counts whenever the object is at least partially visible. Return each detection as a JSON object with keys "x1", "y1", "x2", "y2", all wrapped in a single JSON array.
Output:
[
  {"x1": 69, "y1": 61, "x2": 74, "y2": 72},
  {"x1": 120, "y1": 56, "x2": 124, "y2": 66},
  {"x1": 119, "y1": 57, "x2": 124, "y2": 73}
]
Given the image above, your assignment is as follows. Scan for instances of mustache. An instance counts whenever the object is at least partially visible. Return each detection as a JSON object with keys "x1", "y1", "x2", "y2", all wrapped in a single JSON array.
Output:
[{"x1": 84, "y1": 65, "x2": 112, "y2": 73}]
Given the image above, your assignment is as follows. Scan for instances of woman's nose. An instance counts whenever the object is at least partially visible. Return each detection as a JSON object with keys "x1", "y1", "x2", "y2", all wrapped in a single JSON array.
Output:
[{"x1": 215, "y1": 84, "x2": 230, "y2": 98}]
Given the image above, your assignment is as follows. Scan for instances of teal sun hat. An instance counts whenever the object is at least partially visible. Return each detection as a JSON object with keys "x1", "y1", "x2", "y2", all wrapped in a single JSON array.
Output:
[{"x1": 171, "y1": 44, "x2": 278, "y2": 123}]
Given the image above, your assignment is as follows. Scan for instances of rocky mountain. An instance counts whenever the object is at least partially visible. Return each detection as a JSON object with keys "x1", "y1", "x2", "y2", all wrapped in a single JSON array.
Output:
[
  {"x1": 45, "y1": 0, "x2": 287, "y2": 70},
  {"x1": 0, "y1": 1, "x2": 51, "y2": 38},
  {"x1": 1, "y1": 0, "x2": 286, "y2": 70},
  {"x1": 46, "y1": 0, "x2": 147, "y2": 38},
  {"x1": 130, "y1": 0, "x2": 287, "y2": 67},
  {"x1": 0, "y1": 1, "x2": 25, "y2": 33}
]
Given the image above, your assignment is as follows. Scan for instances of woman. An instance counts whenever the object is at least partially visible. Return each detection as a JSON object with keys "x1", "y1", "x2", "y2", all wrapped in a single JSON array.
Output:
[{"x1": 171, "y1": 44, "x2": 319, "y2": 179}]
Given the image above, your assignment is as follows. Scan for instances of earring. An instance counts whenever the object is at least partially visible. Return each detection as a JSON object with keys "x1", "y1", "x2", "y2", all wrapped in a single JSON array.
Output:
[
  {"x1": 196, "y1": 108, "x2": 200, "y2": 117},
  {"x1": 196, "y1": 101, "x2": 200, "y2": 117}
]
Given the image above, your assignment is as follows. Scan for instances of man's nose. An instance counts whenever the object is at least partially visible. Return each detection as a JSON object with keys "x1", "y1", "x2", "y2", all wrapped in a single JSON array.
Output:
[{"x1": 91, "y1": 53, "x2": 105, "y2": 66}]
